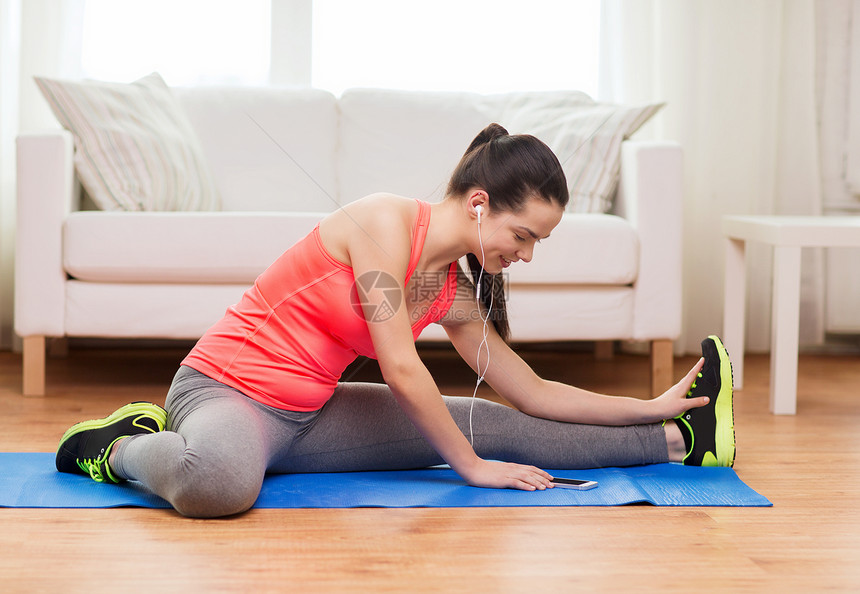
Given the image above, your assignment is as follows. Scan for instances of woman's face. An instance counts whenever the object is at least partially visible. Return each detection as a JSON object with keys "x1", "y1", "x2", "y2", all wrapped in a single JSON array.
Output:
[{"x1": 478, "y1": 196, "x2": 564, "y2": 274}]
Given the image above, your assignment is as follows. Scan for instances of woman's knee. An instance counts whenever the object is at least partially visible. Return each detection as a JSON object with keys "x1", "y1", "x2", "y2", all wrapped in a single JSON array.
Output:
[
  {"x1": 166, "y1": 456, "x2": 264, "y2": 518},
  {"x1": 170, "y1": 476, "x2": 262, "y2": 518}
]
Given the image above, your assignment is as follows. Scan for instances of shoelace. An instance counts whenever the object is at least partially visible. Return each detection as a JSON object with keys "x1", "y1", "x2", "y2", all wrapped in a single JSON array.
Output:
[
  {"x1": 686, "y1": 372, "x2": 703, "y2": 397},
  {"x1": 76, "y1": 457, "x2": 108, "y2": 483}
]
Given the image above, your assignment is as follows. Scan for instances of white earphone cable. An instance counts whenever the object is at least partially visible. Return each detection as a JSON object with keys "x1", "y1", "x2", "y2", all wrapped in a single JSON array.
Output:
[{"x1": 469, "y1": 213, "x2": 493, "y2": 446}]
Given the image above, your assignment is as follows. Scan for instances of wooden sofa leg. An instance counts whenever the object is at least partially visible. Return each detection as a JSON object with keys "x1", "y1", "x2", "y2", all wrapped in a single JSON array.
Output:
[
  {"x1": 650, "y1": 339, "x2": 673, "y2": 398},
  {"x1": 23, "y1": 336, "x2": 46, "y2": 396}
]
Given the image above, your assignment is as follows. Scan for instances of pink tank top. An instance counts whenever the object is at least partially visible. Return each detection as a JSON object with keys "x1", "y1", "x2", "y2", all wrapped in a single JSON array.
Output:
[{"x1": 182, "y1": 200, "x2": 458, "y2": 411}]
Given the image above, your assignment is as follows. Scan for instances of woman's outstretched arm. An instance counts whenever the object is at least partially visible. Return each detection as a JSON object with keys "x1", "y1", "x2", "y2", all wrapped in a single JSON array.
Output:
[{"x1": 440, "y1": 271, "x2": 707, "y2": 426}]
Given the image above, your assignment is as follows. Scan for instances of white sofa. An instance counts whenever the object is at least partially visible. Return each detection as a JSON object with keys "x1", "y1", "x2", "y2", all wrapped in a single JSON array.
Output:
[{"x1": 15, "y1": 86, "x2": 682, "y2": 396}]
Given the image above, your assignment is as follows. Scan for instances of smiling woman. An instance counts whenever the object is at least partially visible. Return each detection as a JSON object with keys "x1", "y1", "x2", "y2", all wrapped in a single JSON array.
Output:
[{"x1": 51, "y1": 120, "x2": 732, "y2": 519}]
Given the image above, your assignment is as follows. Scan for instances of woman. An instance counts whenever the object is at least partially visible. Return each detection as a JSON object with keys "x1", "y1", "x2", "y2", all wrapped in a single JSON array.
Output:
[{"x1": 56, "y1": 124, "x2": 735, "y2": 518}]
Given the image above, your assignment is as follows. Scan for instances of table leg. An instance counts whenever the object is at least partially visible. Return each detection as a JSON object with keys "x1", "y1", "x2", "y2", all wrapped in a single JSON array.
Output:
[
  {"x1": 723, "y1": 237, "x2": 746, "y2": 389},
  {"x1": 770, "y1": 245, "x2": 801, "y2": 414}
]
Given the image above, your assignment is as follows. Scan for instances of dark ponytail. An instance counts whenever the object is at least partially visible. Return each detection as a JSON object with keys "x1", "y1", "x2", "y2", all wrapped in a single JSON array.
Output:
[
  {"x1": 462, "y1": 122, "x2": 509, "y2": 159},
  {"x1": 449, "y1": 123, "x2": 569, "y2": 343},
  {"x1": 465, "y1": 252, "x2": 509, "y2": 340}
]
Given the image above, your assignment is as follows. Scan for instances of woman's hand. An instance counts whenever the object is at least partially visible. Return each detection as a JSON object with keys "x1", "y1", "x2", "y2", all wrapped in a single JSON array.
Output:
[
  {"x1": 460, "y1": 458, "x2": 555, "y2": 491},
  {"x1": 650, "y1": 357, "x2": 709, "y2": 422}
]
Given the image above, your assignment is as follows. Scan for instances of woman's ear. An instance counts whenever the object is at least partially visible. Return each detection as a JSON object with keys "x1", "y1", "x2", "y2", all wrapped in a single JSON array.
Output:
[{"x1": 468, "y1": 190, "x2": 489, "y2": 220}]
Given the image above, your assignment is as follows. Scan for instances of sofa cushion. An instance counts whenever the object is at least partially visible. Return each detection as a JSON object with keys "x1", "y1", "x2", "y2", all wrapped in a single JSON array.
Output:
[
  {"x1": 337, "y1": 88, "x2": 660, "y2": 213},
  {"x1": 64, "y1": 281, "x2": 250, "y2": 339},
  {"x1": 35, "y1": 73, "x2": 222, "y2": 212},
  {"x1": 418, "y1": 286, "x2": 635, "y2": 342},
  {"x1": 63, "y1": 212, "x2": 326, "y2": 283},
  {"x1": 174, "y1": 86, "x2": 339, "y2": 212},
  {"x1": 494, "y1": 92, "x2": 663, "y2": 213},
  {"x1": 504, "y1": 214, "x2": 638, "y2": 285},
  {"x1": 63, "y1": 211, "x2": 636, "y2": 286}
]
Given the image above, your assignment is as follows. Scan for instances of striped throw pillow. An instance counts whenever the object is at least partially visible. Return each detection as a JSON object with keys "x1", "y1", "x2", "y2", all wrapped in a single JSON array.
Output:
[
  {"x1": 498, "y1": 92, "x2": 663, "y2": 213},
  {"x1": 35, "y1": 73, "x2": 222, "y2": 212}
]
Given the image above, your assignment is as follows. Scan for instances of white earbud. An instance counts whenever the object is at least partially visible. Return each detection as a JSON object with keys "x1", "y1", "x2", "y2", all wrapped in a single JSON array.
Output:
[{"x1": 475, "y1": 204, "x2": 483, "y2": 224}]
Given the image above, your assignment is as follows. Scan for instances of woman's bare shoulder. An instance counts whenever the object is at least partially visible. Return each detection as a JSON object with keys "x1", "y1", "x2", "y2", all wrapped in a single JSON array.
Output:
[
  {"x1": 318, "y1": 194, "x2": 417, "y2": 267},
  {"x1": 328, "y1": 193, "x2": 415, "y2": 225}
]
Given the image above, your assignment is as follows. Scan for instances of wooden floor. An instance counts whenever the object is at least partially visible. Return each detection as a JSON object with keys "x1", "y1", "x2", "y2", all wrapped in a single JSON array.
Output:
[{"x1": 1, "y1": 344, "x2": 859, "y2": 592}]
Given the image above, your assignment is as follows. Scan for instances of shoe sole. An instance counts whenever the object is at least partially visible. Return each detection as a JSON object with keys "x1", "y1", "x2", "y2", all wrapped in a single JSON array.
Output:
[
  {"x1": 707, "y1": 334, "x2": 736, "y2": 467},
  {"x1": 56, "y1": 402, "x2": 167, "y2": 455}
]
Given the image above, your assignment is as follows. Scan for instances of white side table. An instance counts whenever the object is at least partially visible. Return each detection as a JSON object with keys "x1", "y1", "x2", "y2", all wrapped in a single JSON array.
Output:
[{"x1": 722, "y1": 215, "x2": 860, "y2": 414}]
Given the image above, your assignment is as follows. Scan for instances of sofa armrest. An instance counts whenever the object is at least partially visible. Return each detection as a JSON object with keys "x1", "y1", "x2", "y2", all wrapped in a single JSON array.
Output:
[
  {"x1": 614, "y1": 140, "x2": 683, "y2": 341},
  {"x1": 14, "y1": 131, "x2": 77, "y2": 337}
]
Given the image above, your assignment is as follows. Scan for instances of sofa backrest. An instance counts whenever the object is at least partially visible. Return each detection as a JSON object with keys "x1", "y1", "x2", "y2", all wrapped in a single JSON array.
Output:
[
  {"x1": 175, "y1": 86, "x2": 339, "y2": 212},
  {"x1": 176, "y1": 86, "x2": 498, "y2": 212},
  {"x1": 337, "y1": 89, "x2": 491, "y2": 205},
  {"x1": 173, "y1": 86, "x2": 658, "y2": 215}
]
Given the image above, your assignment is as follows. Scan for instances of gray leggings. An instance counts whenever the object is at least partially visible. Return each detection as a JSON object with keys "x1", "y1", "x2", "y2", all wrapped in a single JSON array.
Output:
[{"x1": 112, "y1": 366, "x2": 668, "y2": 518}]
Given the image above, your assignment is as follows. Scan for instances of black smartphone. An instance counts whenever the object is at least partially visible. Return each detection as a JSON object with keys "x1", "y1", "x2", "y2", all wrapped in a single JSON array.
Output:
[{"x1": 551, "y1": 477, "x2": 598, "y2": 490}]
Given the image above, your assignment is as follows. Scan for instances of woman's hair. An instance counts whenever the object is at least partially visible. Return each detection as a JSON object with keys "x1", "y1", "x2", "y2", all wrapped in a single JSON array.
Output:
[{"x1": 448, "y1": 123, "x2": 569, "y2": 342}]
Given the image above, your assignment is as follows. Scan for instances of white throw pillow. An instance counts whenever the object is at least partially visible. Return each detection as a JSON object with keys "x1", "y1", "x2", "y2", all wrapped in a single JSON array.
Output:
[
  {"x1": 35, "y1": 73, "x2": 221, "y2": 212},
  {"x1": 494, "y1": 91, "x2": 663, "y2": 213}
]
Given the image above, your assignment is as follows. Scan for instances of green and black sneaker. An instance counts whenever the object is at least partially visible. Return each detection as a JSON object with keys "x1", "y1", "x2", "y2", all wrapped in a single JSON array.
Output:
[
  {"x1": 56, "y1": 401, "x2": 167, "y2": 483},
  {"x1": 675, "y1": 335, "x2": 736, "y2": 467}
]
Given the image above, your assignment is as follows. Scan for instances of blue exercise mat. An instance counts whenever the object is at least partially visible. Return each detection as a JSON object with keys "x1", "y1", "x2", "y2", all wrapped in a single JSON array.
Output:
[{"x1": 0, "y1": 453, "x2": 771, "y2": 509}]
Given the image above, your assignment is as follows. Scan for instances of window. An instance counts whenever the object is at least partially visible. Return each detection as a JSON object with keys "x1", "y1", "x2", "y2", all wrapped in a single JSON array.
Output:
[
  {"x1": 79, "y1": 0, "x2": 601, "y2": 95},
  {"x1": 312, "y1": 0, "x2": 601, "y2": 96},
  {"x1": 80, "y1": 0, "x2": 271, "y2": 86}
]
